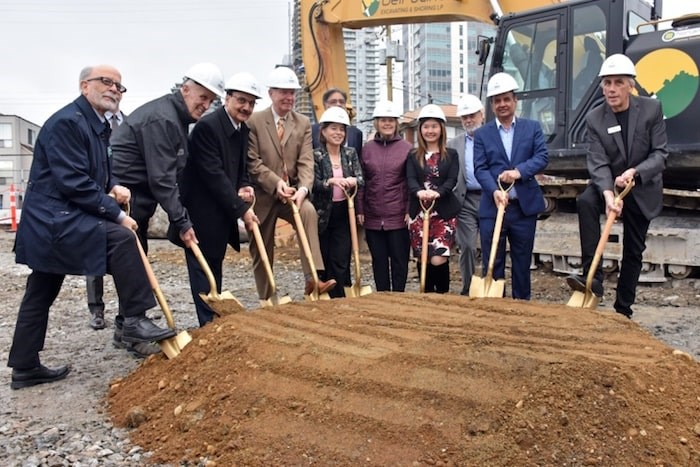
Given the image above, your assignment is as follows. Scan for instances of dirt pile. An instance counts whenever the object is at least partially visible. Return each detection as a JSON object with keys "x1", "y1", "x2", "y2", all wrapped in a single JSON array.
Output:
[{"x1": 108, "y1": 293, "x2": 700, "y2": 466}]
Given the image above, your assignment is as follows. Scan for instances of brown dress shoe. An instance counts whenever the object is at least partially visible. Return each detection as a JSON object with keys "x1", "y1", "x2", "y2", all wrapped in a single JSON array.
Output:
[{"x1": 304, "y1": 278, "x2": 337, "y2": 295}]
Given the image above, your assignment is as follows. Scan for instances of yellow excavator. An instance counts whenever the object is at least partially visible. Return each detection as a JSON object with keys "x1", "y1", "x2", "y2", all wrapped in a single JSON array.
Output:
[{"x1": 300, "y1": 0, "x2": 700, "y2": 282}]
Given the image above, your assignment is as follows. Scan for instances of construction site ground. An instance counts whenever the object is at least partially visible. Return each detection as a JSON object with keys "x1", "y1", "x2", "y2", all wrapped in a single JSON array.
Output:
[{"x1": 1, "y1": 230, "x2": 699, "y2": 466}]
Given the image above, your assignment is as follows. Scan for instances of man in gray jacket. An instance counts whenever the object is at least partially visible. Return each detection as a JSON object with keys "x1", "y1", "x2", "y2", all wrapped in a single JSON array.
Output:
[
  {"x1": 447, "y1": 94, "x2": 484, "y2": 295},
  {"x1": 566, "y1": 54, "x2": 668, "y2": 318},
  {"x1": 111, "y1": 62, "x2": 225, "y2": 253}
]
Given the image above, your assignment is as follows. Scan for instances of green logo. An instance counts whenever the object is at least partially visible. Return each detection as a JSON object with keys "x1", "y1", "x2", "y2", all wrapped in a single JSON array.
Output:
[{"x1": 361, "y1": 0, "x2": 380, "y2": 17}]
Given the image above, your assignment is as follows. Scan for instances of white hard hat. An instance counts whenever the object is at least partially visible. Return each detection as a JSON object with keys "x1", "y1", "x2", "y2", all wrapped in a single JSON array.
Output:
[
  {"x1": 319, "y1": 106, "x2": 350, "y2": 126},
  {"x1": 224, "y1": 72, "x2": 263, "y2": 99},
  {"x1": 456, "y1": 94, "x2": 484, "y2": 116},
  {"x1": 417, "y1": 104, "x2": 446, "y2": 122},
  {"x1": 266, "y1": 66, "x2": 301, "y2": 90},
  {"x1": 598, "y1": 53, "x2": 637, "y2": 77},
  {"x1": 372, "y1": 100, "x2": 400, "y2": 118},
  {"x1": 486, "y1": 72, "x2": 519, "y2": 98},
  {"x1": 184, "y1": 62, "x2": 225, "y2": 98}
]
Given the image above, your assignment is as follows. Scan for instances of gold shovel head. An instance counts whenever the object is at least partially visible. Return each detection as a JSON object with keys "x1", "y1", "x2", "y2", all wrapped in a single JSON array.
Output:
[
  {"x1": 469, "y1": 276, "x2": 505, "y2": 298},
  {"x1": 345, "y1": 284, "x2": 373, "y2": 297},
  {"x1": 304, "y1": 291, "x2": 331, "y2": 301},
  {"x1": 199, "y1": 292, "x2": 246, "y2": 317},
  {"x1": 159, "y1": 337, "x2": 182, "y2": 359},
  {"x1": 566, "y1": 290, "x2": 600, "y2": 309},
  {"x1": 260, "y1": 293, "x2": 293, "y2": 307}
]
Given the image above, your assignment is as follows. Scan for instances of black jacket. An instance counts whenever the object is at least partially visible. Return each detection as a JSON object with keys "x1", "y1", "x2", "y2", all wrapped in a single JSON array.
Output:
[
  {"x1": 168, "y1": 107, "x2": 251, "y2": 258},
  {"x1": 406, "y1": 147, "x2": 461, "y2": 219},
  {"x1": 111, "y1": 91, "x2": 195, "y2": 234}
]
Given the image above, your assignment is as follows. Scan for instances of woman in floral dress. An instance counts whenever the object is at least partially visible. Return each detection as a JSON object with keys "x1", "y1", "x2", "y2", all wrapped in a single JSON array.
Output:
[{"x1": 406, "y1": 104, "x2": 461, "y2": 293}]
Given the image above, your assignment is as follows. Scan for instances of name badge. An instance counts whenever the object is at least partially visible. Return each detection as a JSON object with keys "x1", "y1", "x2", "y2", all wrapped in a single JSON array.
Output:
[{"x1": 607, "y1": 125, "x2": 621, "y2": 134}]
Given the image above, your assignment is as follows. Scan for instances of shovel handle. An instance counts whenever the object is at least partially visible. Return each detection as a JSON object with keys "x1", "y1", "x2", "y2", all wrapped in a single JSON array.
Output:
[
  {"x1": 289, "y1": 200, "x2": 321, "y2": 292},
  {"x1": 342, "y1": 186, "x2": 364, "y2": 288},
  {"x1": 584, "y1": 180, "x2": 635, "y2": 290},
  {"x1": 133, "y1": 231, "x2": 176, "y2": 330},
  {"x1": 419, "y1": 199, "x2": 434, "y2": 293},
  {"x1": 190, "y1": 243, "x2": 220, "y2": 300}
]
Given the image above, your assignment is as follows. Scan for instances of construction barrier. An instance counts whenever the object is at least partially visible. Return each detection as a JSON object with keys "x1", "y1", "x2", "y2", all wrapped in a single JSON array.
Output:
[{"x1": 9, "y1": 183, "x2": 17, "y2": 232}]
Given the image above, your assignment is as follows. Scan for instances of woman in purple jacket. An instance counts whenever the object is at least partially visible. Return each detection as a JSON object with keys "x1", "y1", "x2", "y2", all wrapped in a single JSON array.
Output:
[{"x1": 357, "y1": 101, "x2": 413, "y2": 291}]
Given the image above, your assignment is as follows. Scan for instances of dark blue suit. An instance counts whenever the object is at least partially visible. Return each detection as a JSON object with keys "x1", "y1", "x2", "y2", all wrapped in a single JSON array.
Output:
[{"x1": 474, "y1": 117, "x2": 548, "y2": 299}]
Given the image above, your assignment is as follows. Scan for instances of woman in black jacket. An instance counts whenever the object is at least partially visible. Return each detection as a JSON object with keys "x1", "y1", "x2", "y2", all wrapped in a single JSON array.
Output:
[
  {"x1": 311, "y1": 106, "x2": 364, "y2": 297},
  {"x1": 406, "y1": 104, "x2": 461, "y2": 293}
]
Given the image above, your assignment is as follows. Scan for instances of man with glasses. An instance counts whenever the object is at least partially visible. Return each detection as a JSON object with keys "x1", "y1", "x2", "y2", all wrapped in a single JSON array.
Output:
[
  {"x1": 8, "y1": 65, "x2": 176, "y2": 389},
  {"x1": 172, "y1": 73, "x2": 261, "y2": 326},
  {"x1": 111, "y1": 62, "x2": 225, "y2": 254},
  {"x1": 311, "y1": 88, "x2": 363, "y2": 159}
]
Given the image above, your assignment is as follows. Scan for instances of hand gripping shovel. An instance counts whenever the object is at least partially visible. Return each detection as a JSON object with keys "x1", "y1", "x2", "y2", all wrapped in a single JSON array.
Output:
[
  {"x1": 289, "y1": 199, "x2": 331, "y2": 301},
  {"x1": 134, "y1": 232, "x2": 192, "y2": 359},
  {"x1": 250, "y1": 195, "x2": 292, "y2": 307},
  {"x1": 343, "y1": 186, "x2": 372, "y2": 297},
  {"x1": 419, "y1": 199, "x2": 436, "y2": 294},
  {"x1": 469, "y1": 180, "x2": 514, "y2": 298},
  {"x1": 189, "y1": 243, "x2": 246, "y2": 316},
  {"x1": 567, "y1": 180, "x2": 634, "y2": 308}
]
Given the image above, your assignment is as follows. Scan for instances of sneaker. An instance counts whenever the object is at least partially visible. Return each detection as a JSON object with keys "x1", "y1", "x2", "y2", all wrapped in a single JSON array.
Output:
[{"x1": 566, "y1": 274, "x2": 603, "y2": 297}]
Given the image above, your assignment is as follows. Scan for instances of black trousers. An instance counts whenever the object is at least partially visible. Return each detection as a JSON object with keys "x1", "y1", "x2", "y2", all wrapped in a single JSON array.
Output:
[
  {"x1": 365, "y1": 227, "x2": 410, "y2": 292},
  {"x1": 184, "y1": 247, "x2": 223, "y2": 327},
  {"x1": 319, "y1": 200, "x2": 351, "y2": 298},
  {"x1": 127, "y1": 186, "x2": 157, "y2": 254},
  {"x1": 8, "y1": 223, "x2": 156, "y2": 369},
  {"x1": 85, "y1": 275, "x2": 104, "y2": 313},
  {"x1": 577, "y1": 185, "x2": 650, "y2": 315}
]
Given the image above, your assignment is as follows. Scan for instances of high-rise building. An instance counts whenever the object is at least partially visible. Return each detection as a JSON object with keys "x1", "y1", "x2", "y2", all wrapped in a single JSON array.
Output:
[
  {"x1": 402, "y1": 21, "x2": 496, "y2": 110},
  {"x1": 344, "y1": 28, "x2": 381, "y2": 137}
]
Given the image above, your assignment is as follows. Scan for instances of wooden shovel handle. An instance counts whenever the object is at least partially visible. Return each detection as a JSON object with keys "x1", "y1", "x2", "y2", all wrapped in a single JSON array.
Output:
[
  {"x1": 133, "y1": 231, "x2": 176, "y2": 330},
  {"x1": 342, "y1": 186, "x2": 363, "y2": 285},
  {"x1": 289, "y1": 200, "x2": 321, "y2": 289},
  {"x1": 189, "y1": 243, "x2": 220, "y2": 299},
  {"x1": 419, "y1": 200, "x2": 434, "y2": 293}
]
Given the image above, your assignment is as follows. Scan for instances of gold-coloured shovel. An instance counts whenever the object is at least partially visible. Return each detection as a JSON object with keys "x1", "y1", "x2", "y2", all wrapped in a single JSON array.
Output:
[
  {"x1": 469, "y1": 180, "x2": 513, "y2": 298},
  {"x1": 134, "y1": 233, "x2": 191, "y2": 359},
  {"x1": 419, "y1": 199, "x2": 436, "y2": 293},
  {"x1": 567, "y1": 180, "x2": 634, "y2": 308},
  {"x1": 189, "y1": 243, "x2": 246, "y2": 316},
  {"x1": 289, "y1": 200, "x2": 331, "y2": 301},
  {"x1": 343, "y1": 186, "x2": 372, "y2": 297},
  {"x1": 250, "y1": 196, "x2": 292, "y2": 307}
]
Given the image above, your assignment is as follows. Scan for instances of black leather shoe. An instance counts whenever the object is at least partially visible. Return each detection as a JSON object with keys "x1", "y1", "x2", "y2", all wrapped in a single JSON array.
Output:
[
  {"x1": 11, "y1": 364, "x2": 71, "y2": 390},
  {"x1": 89, "y1": 310, "x2": 106, "y2": 330},
  {"x1": 566, "y1": 274, "x2": 603, "y2": 297},
  {"x1": 122, "y1": 316, "x2": 176, "y2": 343}
]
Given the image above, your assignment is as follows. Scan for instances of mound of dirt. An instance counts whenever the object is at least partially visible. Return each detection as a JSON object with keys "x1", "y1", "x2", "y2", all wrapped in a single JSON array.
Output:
[{"x1": 108, "y1": 293, "x2": 700, "y2": 466}]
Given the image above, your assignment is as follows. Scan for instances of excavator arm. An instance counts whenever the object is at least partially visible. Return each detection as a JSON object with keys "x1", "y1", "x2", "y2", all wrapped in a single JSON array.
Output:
[{"x1": 300, "y1": 0, "x2": 562, "y2": 120}]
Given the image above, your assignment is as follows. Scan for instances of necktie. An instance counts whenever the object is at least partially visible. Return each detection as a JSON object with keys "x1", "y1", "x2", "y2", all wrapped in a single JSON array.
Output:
[
  {"x1": 277, "y1": 118, "x2": 289, "y2": 182},
  {"x1": 276, "y1": 118, "x2": 285, "y2": 141},
  {"x1": 110, "y1": 114, "x2": 119, "y2": 130}
]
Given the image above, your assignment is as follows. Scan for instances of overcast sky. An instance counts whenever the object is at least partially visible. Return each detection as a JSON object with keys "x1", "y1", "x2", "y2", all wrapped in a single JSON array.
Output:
[{"x1": 0, "y1": 0, "x2": 695, "y2": 126}]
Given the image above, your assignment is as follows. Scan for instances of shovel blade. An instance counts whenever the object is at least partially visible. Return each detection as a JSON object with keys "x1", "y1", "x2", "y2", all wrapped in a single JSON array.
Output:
[
  {"x1": 304, "y1": 291, "x2": 331, "y2": 301},
  {"x1": 566, "y1": 290, "x2": 600, "y2": 309},
  {"x1": 159, "y1": 337, "x2": 181, "y2": 359},
  {"x1": 469, "y1": 275, "x2": 505, "y2": 298},
  {"x1": 260, "y1": 293, "x2": 293, "y2": 308},
  {"x1": 344, "y1": 284, "x2": 373, "y2": 297},
  {"x1": 199, "y1": 292, "x2": 246, "y2": 316}
]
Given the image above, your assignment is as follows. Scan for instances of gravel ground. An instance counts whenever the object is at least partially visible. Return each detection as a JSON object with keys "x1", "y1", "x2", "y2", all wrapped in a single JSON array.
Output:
[{"x1": 0, "y1": 229, "x2": 698, "y2": 466}]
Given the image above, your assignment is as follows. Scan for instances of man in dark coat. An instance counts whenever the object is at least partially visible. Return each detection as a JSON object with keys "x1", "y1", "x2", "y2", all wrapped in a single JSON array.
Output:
[
  {"x1": 174, "y1": 72, "x2": 260, "y2": 326},
  {"x1": 8, "y1": 65, "x2": 176, "y2": 390},
  {"x1": 566, "y1": 54, "x2": 668, "y2": 318}
]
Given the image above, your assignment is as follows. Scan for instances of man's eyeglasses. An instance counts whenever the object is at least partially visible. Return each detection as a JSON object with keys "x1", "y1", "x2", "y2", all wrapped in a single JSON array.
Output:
[{"x1": 86, "y1": 77, "x2": 127, "y2": 93}]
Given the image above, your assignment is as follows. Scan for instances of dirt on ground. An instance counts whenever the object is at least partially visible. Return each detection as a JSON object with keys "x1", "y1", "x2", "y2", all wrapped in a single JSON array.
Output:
[{"x1": 107, "y1": 248, "x2": 700, "y2": 466}]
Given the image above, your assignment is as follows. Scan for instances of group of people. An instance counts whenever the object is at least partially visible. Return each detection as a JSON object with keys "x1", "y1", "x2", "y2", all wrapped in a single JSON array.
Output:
[{"x1": 8, "y1": 51, "x2": 667, "y2": 390}]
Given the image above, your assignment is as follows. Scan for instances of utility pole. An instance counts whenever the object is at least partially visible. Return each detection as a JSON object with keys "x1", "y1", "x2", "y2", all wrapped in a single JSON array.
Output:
[{"x1": 386, "y1": 28, "x2": 393, "y2": 101}]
